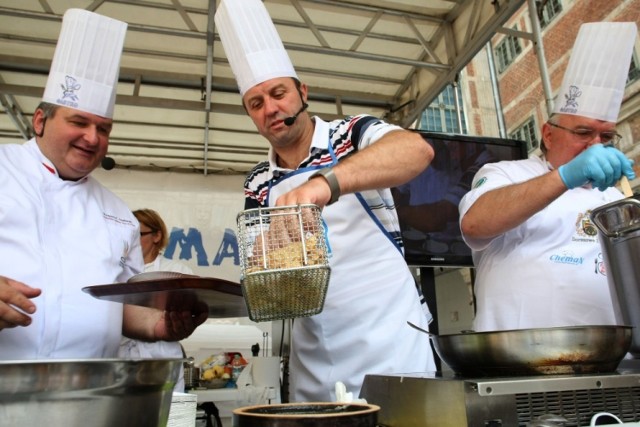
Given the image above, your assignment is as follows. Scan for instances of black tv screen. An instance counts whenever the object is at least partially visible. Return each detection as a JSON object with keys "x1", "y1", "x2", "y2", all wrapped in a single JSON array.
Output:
[{"x1": 392, "y1": 131, "x2": 528, "y2": 268}]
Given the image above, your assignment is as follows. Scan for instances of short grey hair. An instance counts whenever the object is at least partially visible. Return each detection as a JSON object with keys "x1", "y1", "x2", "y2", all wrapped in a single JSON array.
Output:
[
  {"x1": 540, "y1": 114, "x2": 560, "y2": 154},
  {"x1": 546, "y1": 114, "x2": 559, "y2": 125}
]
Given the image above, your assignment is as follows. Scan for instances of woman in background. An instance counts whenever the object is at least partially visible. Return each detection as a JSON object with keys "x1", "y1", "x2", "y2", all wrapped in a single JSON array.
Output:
[{"x1": 134, "y1": 208, "x2": 193, "y2": 274}]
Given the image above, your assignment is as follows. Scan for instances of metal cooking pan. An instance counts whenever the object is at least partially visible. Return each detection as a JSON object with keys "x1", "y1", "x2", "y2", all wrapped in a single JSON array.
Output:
[
  {"x1": 415, "y1": 324, "x2": 632, "y2": 377},
  {"x1": 233, "y1": 402, "x2": 380, "y2": 427}
]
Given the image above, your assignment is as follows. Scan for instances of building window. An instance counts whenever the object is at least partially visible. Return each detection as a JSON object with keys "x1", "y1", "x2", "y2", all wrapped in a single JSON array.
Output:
[
  {"x1": 538, "y1": 0, "x2": 562, "y2": 28},
  {"x1": 628, "y1": 52, "x2": 640, "y2": 85},
  {"x1": 419, "y1": 84, "x2": 467, "y2": 133},
  {"x1": 495, "y1": 27, "x2": 523, "y2": 73},
  {"x1": 510, "y1": 116, "x2": 538, "y2": 153}
]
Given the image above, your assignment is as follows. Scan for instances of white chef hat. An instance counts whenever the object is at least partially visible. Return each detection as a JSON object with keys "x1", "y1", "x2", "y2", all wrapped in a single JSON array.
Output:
[
  {"x1": 553, "y1": 22, "x2": 637, "y2": 122},
  {"x1": 42, "y1": 9, "x2": 127, "y2": 119},
  {"x1": 215, "y1": 0, "x2": 297, "y2": 96}
]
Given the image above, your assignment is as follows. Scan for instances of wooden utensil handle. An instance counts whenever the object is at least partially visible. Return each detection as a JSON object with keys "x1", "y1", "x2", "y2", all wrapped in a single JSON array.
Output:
[{"x1": 620, "y1": 175, "x2": 633, "y2": 197}]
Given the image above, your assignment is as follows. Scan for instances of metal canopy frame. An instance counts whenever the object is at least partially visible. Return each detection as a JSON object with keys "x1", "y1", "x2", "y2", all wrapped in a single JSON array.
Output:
[{"x1": 0, "y1": 0, "x2": 531, "y2": 175}]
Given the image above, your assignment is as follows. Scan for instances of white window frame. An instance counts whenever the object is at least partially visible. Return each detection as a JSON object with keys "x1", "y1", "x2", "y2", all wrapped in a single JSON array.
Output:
[
  {"x1": 495, "y1": 26, "x2": 523, "y2": 73},
  {"x1": 538, "y1": 0, "x2": 562, "y2": 28},
  {"x1": 510, "y1": 116, "x2": 539, "y2": 153},
  {"x1": 419, "y1": 84, "x2": 467, "y2": 134}
]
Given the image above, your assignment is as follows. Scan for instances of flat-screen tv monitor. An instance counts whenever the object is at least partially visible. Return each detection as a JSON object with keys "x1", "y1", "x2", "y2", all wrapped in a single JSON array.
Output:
[{"x1": 392, "y1": 131, "x2": 528, "y2": 268}]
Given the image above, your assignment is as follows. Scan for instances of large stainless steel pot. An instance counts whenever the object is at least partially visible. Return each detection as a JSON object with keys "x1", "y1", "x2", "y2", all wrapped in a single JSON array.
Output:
[
  {"x1": 428, "y1": 325, "x2": 632, "y2": 377},
  {"x1": 233, "y1": 402, "x2": 380, "y2": 427},
  {"x1": 591, "y1": 196, "x2": 640, "y2": 357},
  {"x1": 0, "y1": 358, "x2": 182, "y2": 427}
]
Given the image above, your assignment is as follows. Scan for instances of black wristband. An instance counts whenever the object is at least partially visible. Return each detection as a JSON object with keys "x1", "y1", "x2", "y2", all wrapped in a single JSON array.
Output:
[{"x1": 309, "y1": 167, "x2": 341, "y2": 205}]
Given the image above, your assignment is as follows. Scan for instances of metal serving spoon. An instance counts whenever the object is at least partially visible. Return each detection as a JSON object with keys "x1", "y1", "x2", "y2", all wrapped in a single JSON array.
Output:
[{"x1": 406, "y1": 320, "x2": 437, "y2": 338}]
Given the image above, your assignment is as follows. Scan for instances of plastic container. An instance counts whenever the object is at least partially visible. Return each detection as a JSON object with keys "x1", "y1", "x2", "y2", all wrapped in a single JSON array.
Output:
[{"x1": 231, "y1": 354, "x2": 248, "y2": 382}]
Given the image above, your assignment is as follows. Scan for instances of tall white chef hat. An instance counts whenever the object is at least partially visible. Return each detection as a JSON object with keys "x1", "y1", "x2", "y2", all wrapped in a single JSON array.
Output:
[
  {"x1": 42, "y1": 9, "x2": 127, "y2": 119},
  {"x1": 215, "y1": 0, "x2": 297, "y2": 96},
  {"x1": 553, "y1": 22, "x2": 637, "y2": 122}
]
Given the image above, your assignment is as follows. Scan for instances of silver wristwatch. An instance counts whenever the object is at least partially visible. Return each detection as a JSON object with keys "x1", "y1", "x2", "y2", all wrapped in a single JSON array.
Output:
[{"x1": 309, "y1": 167, "x2": 341, "y2": 205}]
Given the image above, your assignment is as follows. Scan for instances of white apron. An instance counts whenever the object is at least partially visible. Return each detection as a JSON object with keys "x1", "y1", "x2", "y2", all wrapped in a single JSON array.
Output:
[{"x1": 266, "y1": 141, "x2": 434, "y2": 402}]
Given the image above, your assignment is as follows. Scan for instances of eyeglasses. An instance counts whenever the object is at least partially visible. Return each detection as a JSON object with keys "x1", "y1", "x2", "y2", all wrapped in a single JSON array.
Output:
[
  {"x1": 140, "y1": 230, "x2": 155, "y2": 236},
  {"x1": 548, "y1": 122, "x2": 622, "y2": 145}
]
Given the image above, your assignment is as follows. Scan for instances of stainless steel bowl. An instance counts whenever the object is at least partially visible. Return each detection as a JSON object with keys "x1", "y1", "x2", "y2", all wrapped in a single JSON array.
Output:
[{"x1": 0, "y1": 358, "x2": 182, "y2": 427}]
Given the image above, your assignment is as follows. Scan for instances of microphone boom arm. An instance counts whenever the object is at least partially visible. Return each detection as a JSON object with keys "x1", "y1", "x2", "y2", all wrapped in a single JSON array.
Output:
[{"x1": 284, "y1": 102, "x2": 309, "y2": 126}]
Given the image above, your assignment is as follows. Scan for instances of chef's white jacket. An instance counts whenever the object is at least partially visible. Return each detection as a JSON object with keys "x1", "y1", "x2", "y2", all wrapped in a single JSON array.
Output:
[
  {"x1": 0, "y1": 139, "x2": 143, "y2": 359},
  {"x1": 459, "y1": 156, "x2": 623, "y2": 331}
]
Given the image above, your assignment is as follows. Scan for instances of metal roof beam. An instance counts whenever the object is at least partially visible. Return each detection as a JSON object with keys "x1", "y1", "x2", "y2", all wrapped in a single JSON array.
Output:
[
  {"x1": 399, "y1": 0, "x2": 527, "y2": 127},
  {"x1": 0, "y1": 83, "x2": 366, "y2": 119},
  {"x1": 0, "y1": 55, "x2": 394, "y2": 108},
  {"x1": 0, "y1": 5, "x2": 432, "y2": 45}
]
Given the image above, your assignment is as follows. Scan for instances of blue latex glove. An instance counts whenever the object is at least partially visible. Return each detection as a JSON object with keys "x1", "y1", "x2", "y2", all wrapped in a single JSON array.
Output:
[{"x1": 558, "y1": 144, "x2": 636, "y2": 191}]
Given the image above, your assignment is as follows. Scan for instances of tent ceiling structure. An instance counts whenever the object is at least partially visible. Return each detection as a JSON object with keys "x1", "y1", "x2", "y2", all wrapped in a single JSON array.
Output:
[{"x1": 0, "y1": 0, "x2": 527, "y2": 175}]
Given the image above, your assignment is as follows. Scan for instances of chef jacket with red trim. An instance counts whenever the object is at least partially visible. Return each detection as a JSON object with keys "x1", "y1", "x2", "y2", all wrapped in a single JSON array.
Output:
[{"x1": 0, "y1": 139, "x2": 143, "y2": 359}]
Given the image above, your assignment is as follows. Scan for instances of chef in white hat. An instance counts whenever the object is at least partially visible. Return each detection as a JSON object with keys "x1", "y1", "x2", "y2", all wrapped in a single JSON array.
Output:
[
  {"x1": 215, "y1": 0, "x2": 436, "y2": 402},
  {"x1": 0, "y1": 9, "x2": 207, "y2": 359},
  {"x1": 459, "y1": 22, "x2": 637, "y2": 332}
]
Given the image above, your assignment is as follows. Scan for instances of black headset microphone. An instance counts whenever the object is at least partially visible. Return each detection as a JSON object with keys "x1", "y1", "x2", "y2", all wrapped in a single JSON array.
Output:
[{"x1": 283, "y1": 102, "x2": 309, "y2": 126}]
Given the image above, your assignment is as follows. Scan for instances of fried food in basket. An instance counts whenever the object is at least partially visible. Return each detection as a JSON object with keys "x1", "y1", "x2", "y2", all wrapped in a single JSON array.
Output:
[
  {"x1": 237, "y1": 205, "x2": 331, "y2": 321},
  {"x1": 248, "y1": 233, "x2": 324, "y2": 272}
]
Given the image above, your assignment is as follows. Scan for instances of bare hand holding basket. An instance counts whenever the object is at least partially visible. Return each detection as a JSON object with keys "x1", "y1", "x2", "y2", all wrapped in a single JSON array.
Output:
[{"x1": 236, "y1": 204, "x2": 331, "y2": 322}]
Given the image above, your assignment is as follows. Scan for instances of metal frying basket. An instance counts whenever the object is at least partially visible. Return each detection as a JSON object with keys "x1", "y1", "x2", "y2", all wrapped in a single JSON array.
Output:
[{"x1": 236, "y1": 204, "x2": 331, "y2": 322}]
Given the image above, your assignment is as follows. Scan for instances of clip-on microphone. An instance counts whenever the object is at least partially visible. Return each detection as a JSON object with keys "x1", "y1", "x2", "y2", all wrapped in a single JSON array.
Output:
[{"x1": 101, "y1": 156, "x2": 116, "y2": 170}]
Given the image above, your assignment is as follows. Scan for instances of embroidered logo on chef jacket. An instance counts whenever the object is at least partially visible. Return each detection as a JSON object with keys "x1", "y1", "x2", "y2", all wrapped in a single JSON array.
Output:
[
  {"x1": 572, "y1": 211, "x2": 598, "y2": 242},
  {"x1": 101, "y1": 213, "x2": 136, "y2": 269},
  {"x1": 549, "y1": 250, "x2": 584, "y2": 265},
  {"x1": 120, "y1": 240, "x2": 129, "y2": 268},
  {"x1": 594, "y1": 252, "x2": 606, "y2": 276},
  {"x1": 103, "y1": 212, "x2": 136, "y2": 227}
]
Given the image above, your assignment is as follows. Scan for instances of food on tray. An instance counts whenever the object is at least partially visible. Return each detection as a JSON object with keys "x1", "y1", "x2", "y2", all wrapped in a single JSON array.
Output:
[
  {"x1": 202, "y1": 364, "x2": 225, "y2": 381},
  {"x1": 199, "y1": 353, "x2": 239, "y2": 388}
]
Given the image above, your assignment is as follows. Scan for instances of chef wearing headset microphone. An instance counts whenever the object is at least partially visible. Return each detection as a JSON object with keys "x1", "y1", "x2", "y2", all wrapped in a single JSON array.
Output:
[{"x1": 215, "y1": 0, "x2": 437, "y2": 403}]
